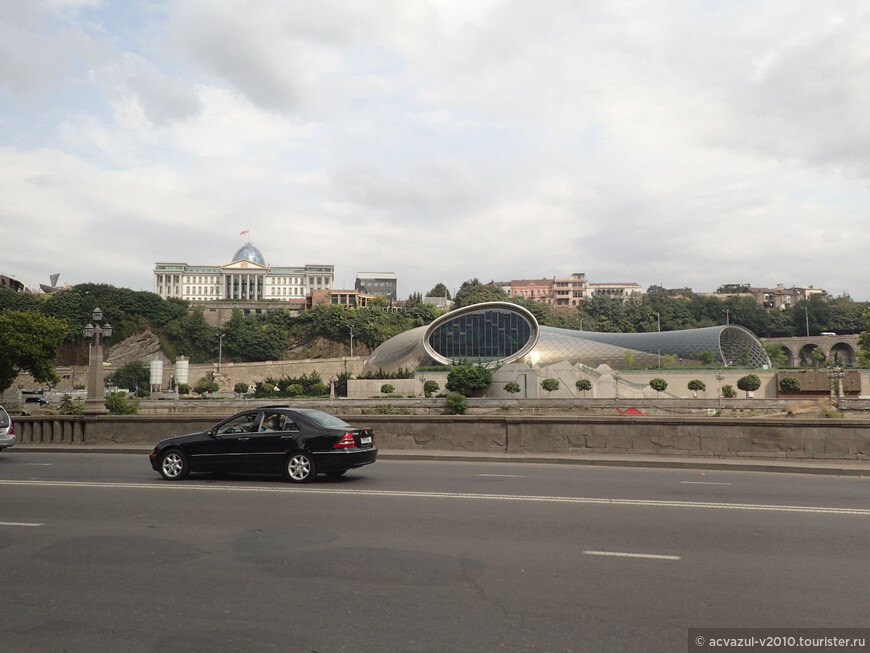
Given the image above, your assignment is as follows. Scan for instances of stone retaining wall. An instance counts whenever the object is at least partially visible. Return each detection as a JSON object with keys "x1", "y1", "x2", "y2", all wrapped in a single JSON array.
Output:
[{"x1": 11, "y1": 414, "x2": 870, "y2": 461}]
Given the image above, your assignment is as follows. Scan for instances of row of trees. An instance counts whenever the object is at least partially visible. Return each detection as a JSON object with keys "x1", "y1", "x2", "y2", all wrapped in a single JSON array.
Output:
[
  {"x1": 452, "y1": 279, "x2": 867, "y2": 339},
  {"x1": 3, "y1": 278, "x2": 870, "y2": 395}
]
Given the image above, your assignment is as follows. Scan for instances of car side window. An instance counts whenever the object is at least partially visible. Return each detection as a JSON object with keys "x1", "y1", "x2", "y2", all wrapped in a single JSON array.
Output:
[
  {"x1": 216, "y1": 413, "x2": 258, "y2": 436},
  {"x1": 259, "y1": 412, "x2": 286, "y2": 432},
  {"x1": 284, "y1": 418, "x2": 300, "y2": 432}
]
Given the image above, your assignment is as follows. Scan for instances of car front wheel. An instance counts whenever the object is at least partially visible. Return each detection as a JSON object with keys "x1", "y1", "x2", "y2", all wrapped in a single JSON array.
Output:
[
  {"x1": 159, "y1": 449, "x2": 189, "y2": 481},
  {"x1": 284, "y1": 452, "x2": 316, "y2": 483}
]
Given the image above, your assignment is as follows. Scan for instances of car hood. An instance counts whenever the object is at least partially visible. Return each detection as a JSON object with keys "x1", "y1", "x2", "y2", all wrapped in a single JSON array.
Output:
[{"x1": 154, "y1": 430, "x2": 212, "y2": 449}]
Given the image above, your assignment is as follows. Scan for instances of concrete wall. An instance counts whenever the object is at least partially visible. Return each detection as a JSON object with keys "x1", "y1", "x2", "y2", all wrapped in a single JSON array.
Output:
[{"x1": 11, "y1": 413, "x2": 870, "y2": 462}]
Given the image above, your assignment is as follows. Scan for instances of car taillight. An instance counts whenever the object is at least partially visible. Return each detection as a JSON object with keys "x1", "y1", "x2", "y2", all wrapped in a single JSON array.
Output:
[
  {"x1": 9, "y1": 422, "x2": 13, "y2": 435},
  {"x1": 332, "y1": 432, "x2": 356, "y2": 449}
]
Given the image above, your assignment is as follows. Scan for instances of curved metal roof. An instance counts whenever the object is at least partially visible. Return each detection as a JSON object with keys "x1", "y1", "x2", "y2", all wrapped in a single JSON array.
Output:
[{"x1": 363, "y1": 302, "x2": 771, "y2": 373}]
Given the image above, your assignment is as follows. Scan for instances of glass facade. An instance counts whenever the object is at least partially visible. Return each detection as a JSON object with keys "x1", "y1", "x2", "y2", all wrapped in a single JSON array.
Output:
[{"x1": 427, "y1": 308, "x2": 533, "y2": 363}]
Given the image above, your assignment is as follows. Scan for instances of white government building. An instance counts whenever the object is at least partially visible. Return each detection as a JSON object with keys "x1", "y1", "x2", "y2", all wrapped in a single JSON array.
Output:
[{"x1": 153, "y1": 240, "x2": 334, "y2": 302}]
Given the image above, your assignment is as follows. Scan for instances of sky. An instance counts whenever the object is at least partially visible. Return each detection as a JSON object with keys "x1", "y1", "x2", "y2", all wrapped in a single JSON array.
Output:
[{"x1": 2, "y1": 0, "x2": 869, "y2": 300}]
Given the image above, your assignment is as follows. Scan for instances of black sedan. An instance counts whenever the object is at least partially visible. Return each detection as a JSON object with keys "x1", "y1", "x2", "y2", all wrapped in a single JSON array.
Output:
[{"x1": 149, "y1": 407, "x2": 377, "y2": 483}]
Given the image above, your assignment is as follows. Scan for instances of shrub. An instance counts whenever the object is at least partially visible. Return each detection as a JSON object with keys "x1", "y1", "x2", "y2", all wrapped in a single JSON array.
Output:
[
  {"x1": 234, "y1": 382, "x2": 249, "y2": 395},
  {"x1": 721, "y1": 384, "x2": 737, "y2": 399},
  {"x1": 193, "y1": 378, "x2": 219, "y2": 397},
  {"x1": 446, "y1": 393, "x2": 468, "y2": 415},
  {"x1": 737, "y1": 374, "x2": 761, "y2": 397},
  {"x1": 779, "y1": 377, "x2": 801, "y2": 393},
  {"x1": 687, "y1": 379, "x2": 706, "y2": 394},
  {"x1": 541, "y1": 378, "x2": 560, "y2": 395},
  {"x1": 177, "y1": 383, "x2": 191, "y2": 395},
  {"x1": 105, "y1": 391, "x2": 138, "y2": 415},
  {"x1": 446, "y1": 364, "x2": 492, "y2": 397},
  {"x1": 286, "y1": 383, "x2": 304, "y2": 397},
  {"x1": 309, "y1": 382, "x2": 328, "y2": 396},
  {"x1": 380, "y1": 383, "x2": 395, "y2": 395},
  {"x1": 575, "y1": 379, "x2": 592, "y2": 393},
  {"x1": 423, "y1": 380, "x2": 440, "y2": 397},
  {"x1": 649, "y1": 378, "x2": 668, "y2": 395},
  {"x1": 503, "y1": 381, "x2": 521, "y2": 397},
  {"x1": 58, "y1": 393, "x2": 84, "y2": 415}
]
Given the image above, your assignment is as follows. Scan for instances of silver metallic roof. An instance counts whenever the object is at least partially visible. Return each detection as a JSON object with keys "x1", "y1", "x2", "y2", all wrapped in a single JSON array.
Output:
[
  {"x1": 362, "y1": 302, "x2": 771, "y2": 373},
  {"x1": 232, "y1": 243, "x2": 266, "y2": 266}
]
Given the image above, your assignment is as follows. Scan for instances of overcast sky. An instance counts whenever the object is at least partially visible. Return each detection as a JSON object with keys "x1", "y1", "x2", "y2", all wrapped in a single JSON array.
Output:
[{"x1": 2, "y1": 1, "x2": 869, "y2": 300}]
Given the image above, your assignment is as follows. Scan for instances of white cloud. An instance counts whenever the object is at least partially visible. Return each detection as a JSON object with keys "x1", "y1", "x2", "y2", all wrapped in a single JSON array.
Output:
[{"x1": 1, "y1": 0, "x2": 869, "y2": 303}]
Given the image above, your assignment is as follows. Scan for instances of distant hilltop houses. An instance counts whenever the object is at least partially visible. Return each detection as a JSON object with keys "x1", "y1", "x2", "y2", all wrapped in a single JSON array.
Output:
[{"x1": 2, "y1": 239, "x2": 833, "y2": 323}]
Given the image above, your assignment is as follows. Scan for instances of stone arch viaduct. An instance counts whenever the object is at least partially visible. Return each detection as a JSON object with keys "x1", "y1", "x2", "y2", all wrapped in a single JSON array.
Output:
[{"x1": 760, "y1": 334, "x2": 859, "y2": 367}]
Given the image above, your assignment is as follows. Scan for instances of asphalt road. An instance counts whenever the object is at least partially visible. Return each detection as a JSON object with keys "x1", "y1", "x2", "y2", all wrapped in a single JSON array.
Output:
[{"x1": 0, "y1": 452, "x2": 868, "y2": 653}]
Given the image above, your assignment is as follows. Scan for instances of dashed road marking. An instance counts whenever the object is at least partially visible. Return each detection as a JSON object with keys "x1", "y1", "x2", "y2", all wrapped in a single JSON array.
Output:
[{"x1": 584, "y1": 550, "x2": 680, "y2": 560}]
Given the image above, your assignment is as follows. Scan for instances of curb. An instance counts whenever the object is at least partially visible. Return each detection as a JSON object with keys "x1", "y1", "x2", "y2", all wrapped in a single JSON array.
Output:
[{"x1": 8, "y1": 445, "x2": 869, "y2": 477}]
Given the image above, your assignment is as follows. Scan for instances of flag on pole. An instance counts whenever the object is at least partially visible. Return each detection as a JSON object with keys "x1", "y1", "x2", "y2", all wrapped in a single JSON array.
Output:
[{"x1": 240, "y1": 229, "x2": 249, "y2": 236}]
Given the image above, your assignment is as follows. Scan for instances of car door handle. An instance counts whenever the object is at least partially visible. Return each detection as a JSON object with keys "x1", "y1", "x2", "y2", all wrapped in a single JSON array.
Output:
[{"x1": 238, "y1": 437, "x2": 250, "y2": 441}]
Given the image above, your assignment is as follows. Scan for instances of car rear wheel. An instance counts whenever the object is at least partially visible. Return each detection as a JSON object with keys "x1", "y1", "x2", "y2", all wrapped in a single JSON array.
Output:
[
  {"x1": 284, "y1": 452, "x2": 316, "y2": 483},
  {"x1": 159, "y1": 449, "x2": 189, "y2": 481}
]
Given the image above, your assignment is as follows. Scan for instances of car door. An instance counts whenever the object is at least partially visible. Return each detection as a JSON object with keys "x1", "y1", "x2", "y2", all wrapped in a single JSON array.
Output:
[{"x1": 192, "y1": 411, "x2": 261, "y2": 473}]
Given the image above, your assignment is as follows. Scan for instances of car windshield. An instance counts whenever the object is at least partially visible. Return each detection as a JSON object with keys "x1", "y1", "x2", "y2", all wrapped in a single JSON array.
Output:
[{"x1": 300, "y1": 410, "x2": 351, "y2": 430}]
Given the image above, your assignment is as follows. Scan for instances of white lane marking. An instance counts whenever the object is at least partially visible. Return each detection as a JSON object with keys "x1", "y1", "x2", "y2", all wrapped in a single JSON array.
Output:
[
  {"x1": 0, "y1": 521, "x2": 44, "y2": 527},
  {"x1": 0, "y1": 479, "x2": 867, "y2": 516},
  {"x1": 681, "y1": 481, "x2": 732, "y2": 486},
  {"x1": 584, "y1": 550, "x2": 680, "y2": 561},
  {"x1": 478, "y1": 474, "x2": 523, "y2": 478}
]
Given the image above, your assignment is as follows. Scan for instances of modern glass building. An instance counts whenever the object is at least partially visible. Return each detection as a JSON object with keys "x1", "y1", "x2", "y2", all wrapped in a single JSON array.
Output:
[{"x1": 363, "y1": 301, "x2": 770, "y2": 373}]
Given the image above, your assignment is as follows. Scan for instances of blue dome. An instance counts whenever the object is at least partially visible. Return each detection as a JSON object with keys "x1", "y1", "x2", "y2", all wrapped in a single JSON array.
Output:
[{"x1": 232, "y1": 243, "x2": 265, "y2": 266}]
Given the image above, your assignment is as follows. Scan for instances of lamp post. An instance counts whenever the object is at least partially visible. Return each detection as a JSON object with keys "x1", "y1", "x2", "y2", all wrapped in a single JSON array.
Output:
[
  {"x1": 653, "y1": 312, "x2": 661, "y2": 332},
  {"x1": 217, "y1": 333, "x2": 225, "y2": 374},
  {"x1": 347, "y1": 324, "x2": 355, "y2": 358},
  {"x1": 827, "y1": 367, "x2": 845, "y2": 406},
  {"x1": 82, "y1": 307, "x2": 112, "y2": 415}
]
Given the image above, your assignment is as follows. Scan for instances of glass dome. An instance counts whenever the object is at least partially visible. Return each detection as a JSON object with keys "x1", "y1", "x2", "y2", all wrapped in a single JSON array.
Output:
[{"x1": 232, "y1": 243, "x2": 265, "y2": 266}]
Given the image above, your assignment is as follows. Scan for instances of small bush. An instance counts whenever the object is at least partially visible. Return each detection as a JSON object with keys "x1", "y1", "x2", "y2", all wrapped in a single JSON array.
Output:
[
  {"x1": 380, "y1": 383, "x2": 395, "y2": 395},
  {"x1": 575, "y1": 379, "x2": 592, "y2": 393},
  {"x1": 446, "y1": 393, "x2": 468, "y2": 415},
  {"x1": 105, "y1": 391, "x2": 138, "y2": 415},
  {"x1": 649, "y1": 378, "x2": 668, "y2": 395},
  {"x1": 423, "y1": 380, "x2": 440, "y2": 397},
  {"x1": 234, "y1": 382, "x2": 249, "y2": 395},
  {"x1": 687, "y1": 379, "x2": 706, "y2": 394},
  {"x1": 721, "y1": 384, "x2": 737, "y2": 399},
  {"x1": 361, "y1": 405, "x2": 412, "y2": 415},
  {"x1": 58, "y1": 394, "x2": 84, "y2": 415},
  {"x1": 504, "y1": 381, "x2": 521, "y2": 397},
  {"x1": 779, "y1": 377, "x2": 801, "y2": 393}
]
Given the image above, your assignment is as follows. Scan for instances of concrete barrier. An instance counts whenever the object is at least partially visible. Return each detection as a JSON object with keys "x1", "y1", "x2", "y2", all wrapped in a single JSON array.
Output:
[{"x1": 10, "y1": 413, "x2": 870, "y2": 461}]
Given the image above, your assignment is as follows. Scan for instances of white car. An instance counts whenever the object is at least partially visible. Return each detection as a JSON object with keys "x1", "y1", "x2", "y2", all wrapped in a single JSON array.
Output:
[{"x1": 0, "y1": 405, "x2": 15, "y2": 452}]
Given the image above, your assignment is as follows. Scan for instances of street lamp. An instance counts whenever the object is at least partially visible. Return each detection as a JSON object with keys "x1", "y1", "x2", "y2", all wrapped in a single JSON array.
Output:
[
  {"x1": 217, "y1": 333, "x2": 225, "y2": 374},
  {"x1": 347, "y1": 324, "x2": 355, "y2": 358},
  {"x1": 653, "y1": 312, "x2": 661, "y2": 332},
  {"x1": 827, "y1": 367, "x2": 845, "y2": 406},
  {"x1": 82, "y1": 307, "x2": 112, "y2": 414}
]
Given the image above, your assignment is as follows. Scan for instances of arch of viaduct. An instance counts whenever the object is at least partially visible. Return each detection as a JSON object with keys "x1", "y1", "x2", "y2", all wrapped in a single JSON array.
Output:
[{"x1": 760, "y1": 334, "x2": 860, "y2": 367}]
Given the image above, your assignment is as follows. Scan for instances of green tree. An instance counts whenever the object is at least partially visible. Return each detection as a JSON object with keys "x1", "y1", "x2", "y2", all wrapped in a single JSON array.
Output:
[
  {"x1": 541, "y1": 378, "x2": 560, "y2": 396},
  {"x1": 575, "y1": 379, "x2": 592, "y2": 395},
  {"x1": 446, "y1": 364, "x2": 493, "y2": 396},
  {"x1": 446, "y1": 393, "x2": 468, "y2": 415},
  {"x1": 811, "y1": 347, "x2": 827, "y2": 367},
  {"x1": 177, "y1": 383, "x2": 191, "y2": 395},
  {"x1": 503, "y1": 381, "x2": 520, "y2": 397},
  {"x1": 779, "y1": 377, "x2": 801, "y2": 393},
  {"x1": 0, "y1": 311, "x2": 68, "y2": 392},
  {"x1": 105, "y1": 391, "x2": 138, "y2": 415},
  {"x1": 233, "y1": 382, "x2": 249, "y2": 395},
  {"x1": 423, "y1": 379, "x2": 440, "y2": 397},
  {"x1": 687, "y1": 379, "x2": 706, "y2": 395},
  {"x1": 58, "y1": 393, "x2": 84, "y2": 415},
  {"x1": 453, "y1": 279, "x2": 507, "y2": 308},
  {"x1": 764, "y1": 344, "x2": 788, "y2": 368},
  {"x1": 108, "y1": 361, "x2": 150, "y2": 392},
  {"x1": 736, "y1": 374, "x2": 761, "y2": 397},
  {"x1": 649, "y1": 378, "x2": 668, "y2": 396},
  {"x1": 193, "y1": 378, "x2": 219, "y2": 397},
  {"x1": 427, "y1": 283, "x2": 451, "y2": 299},
  {"x1": 623, "y1": 351, "x2": 635, "y2": 368},
  {"x1": 698, "y1": 350, "x2": 716, "y2": 366}
]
